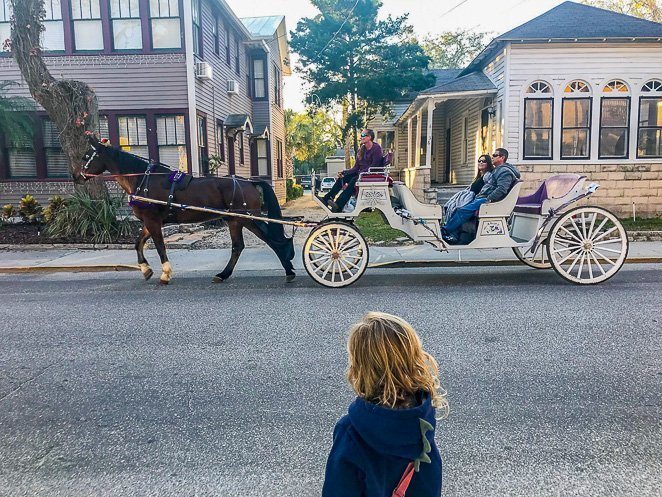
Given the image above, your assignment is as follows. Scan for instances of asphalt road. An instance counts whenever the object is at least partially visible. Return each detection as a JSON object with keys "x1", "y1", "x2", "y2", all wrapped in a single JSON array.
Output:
[{"x1": 0, "y1": 264, "x2": 660, "y2": 497}]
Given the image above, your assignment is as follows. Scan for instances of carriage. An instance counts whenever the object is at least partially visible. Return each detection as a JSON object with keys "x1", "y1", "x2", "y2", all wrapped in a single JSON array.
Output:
[{"x1": 302, "y1": 167, "x2": 629, "y2": 288}]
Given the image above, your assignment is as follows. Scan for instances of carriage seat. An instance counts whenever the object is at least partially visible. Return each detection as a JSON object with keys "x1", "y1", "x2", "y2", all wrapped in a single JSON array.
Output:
[
  {"x1": 391, "y1": 182, "x2": 442, "y2": 218},
  {"x1": 478, "y1": 180, "x2": 523, "y2": 218},
  {"x1": 513, "y1": 174, "x2": 587, "y2": 215}
]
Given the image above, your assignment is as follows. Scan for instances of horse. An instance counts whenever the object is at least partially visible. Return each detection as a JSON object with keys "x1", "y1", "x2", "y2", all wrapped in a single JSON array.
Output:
[{"x1": 75, "y1": 134, "x2": 295, "y2": 285}]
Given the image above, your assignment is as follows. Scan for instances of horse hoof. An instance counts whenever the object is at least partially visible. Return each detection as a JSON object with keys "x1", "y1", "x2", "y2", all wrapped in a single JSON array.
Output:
[
  {"x1": 212, "y1": 276, "x2": 225, "y2": 283},
  {"x1": 286, "y1": 273, "x2": 296, "y2": 283},
  {"x1": 159, "y1": 278, "x2": 170, "y2": 285},
  {"x1": 143, "y1": 268, "x2": 154, "y2": 281}
]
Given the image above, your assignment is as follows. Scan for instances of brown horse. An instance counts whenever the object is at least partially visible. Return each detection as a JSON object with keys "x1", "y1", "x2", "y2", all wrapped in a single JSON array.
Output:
[{"x1": 76, "y1": 135, "x2": 295, "y2": 284}]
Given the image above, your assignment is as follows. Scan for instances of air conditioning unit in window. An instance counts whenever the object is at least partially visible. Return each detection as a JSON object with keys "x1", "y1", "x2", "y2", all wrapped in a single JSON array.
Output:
[
  {"x1": 195, "y1": 62, "x2": 213, "y2": 81},
  {"x1": 227, "y1": 79, "x2": 239, "y2": 95}
]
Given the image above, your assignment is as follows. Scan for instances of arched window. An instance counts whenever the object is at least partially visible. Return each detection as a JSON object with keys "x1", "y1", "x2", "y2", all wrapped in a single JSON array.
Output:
[
  {"x1": 638, "y1": 80, "x2": 662, "y2": 158},
  {"x1": 600, "y1": 80, "x2": 630, "y2": 158},
  {"x1": 642, "y1": 79, "x2": 662, "y2": 93},
  {"x1": 523, "y1": 81, "x2": 553, "y2": 159},
  {"x1": 562, "y1": 81, "x2": 592, "y2": 159}
]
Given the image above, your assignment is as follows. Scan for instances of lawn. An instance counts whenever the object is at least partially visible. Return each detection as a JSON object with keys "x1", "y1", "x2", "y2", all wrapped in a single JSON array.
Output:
[
  {"x1": 354, "y1": 210, "x2": 409, "y2": 244},
  {"x1": 618, "y1": 217, "x2": 662, "y2": 232}
]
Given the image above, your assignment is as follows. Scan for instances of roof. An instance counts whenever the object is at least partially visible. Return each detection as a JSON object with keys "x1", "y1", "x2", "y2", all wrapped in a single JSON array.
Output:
[
  {"x1": 429, "y1": 69, "x2": 463, "y2": 85},
  {"x1": 241, "y1": 16, "x2": 285, "y2": 38},
  {"x1": 327, "y1": 147, "x2": 355, "y2": 159},
  {"x1": 420, "y1": 71, "x2": 496, "y2": 95},
  {"x1": 461, "y1": 1, "x2": 662, "y2": 75},
  {"x1": 224, "y1": 114, "x2": 252, "y2": 131}
]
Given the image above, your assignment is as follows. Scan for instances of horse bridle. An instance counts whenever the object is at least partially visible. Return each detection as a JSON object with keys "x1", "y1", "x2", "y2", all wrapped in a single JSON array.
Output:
[{"x1": 80, "y1": 148, "x2": 98, "y2": 180}]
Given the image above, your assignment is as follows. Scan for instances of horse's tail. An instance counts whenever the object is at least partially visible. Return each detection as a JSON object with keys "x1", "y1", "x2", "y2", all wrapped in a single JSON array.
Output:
[{"x1": 253, "y1": 180, "x2": 295, "y2": 262}]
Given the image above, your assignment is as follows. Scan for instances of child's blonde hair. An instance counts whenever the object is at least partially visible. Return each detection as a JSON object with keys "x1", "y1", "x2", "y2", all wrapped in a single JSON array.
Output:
[{"x1": 347, "y1": 312, "x2": 448, "y2": 414}]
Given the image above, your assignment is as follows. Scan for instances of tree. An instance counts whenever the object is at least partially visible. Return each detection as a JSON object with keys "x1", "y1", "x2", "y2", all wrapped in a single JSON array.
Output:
[
  {"x1": 421, "y1": 30, "x2": 491, "y2": 69},
  {"x1": 0, "y1": 81, "x2": 35, "y2": 148},
  {"x1": 285, "y1": 109, "x2": 340, "y2": 175},
  {"x1": 581, "y1": 0, "x2": 661, "y2": 22},
  {"x1": 290, "y1": 0, "x2": 435, "y2": 154},
  {"x1": 7, "y1": 0, "x2": 105, "y2": 195}
]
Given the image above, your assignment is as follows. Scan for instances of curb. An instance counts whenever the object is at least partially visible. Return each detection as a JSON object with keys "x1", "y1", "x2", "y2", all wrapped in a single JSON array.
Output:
[{"x1": 0, "y1": 264, "x2": 140, "y2": 274}]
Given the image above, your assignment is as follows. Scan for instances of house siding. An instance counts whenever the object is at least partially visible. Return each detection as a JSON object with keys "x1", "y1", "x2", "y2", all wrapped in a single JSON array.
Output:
[{"x1": 446, "y1": 97, "x2": 483, "y2": 185}]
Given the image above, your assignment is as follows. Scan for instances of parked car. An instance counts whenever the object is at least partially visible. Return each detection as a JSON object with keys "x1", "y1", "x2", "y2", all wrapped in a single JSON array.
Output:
[
  {"x1": 320, "y1": 177, "x2": 336, "y2": 192},
  {"x1": 298, "y1": 176, "x2": 312, "y2": 189}
]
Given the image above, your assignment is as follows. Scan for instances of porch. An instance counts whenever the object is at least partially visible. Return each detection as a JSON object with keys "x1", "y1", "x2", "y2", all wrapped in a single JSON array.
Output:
[{"x1": 392, "y1": 72, "x2": 499, "y2": 202}]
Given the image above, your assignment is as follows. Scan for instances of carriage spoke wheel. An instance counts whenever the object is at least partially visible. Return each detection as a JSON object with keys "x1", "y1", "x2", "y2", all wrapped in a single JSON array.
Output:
[
  {"x1": 547, "y1": 207, "x2": 628, "y2": 285},
  {"x1": 303, "y1": 222, "x2": 369, "y2": 288},
  {"x1": 513, "y1": 239, "x2": 551, "y2": 269}
]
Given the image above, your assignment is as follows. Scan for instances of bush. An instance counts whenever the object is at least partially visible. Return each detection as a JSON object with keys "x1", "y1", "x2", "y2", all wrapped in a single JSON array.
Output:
[
  {"x1": 45, "y1": 190, "x2": 132, "y2": 244},
  {"x1": 42, "y1": 195, "x2": 66, "y2": 224},
  {"x1": 286, "y1": 178, "x2": 304, "y2": 201},
  {"x1": 18, "y1": 195, "x2": 43, "y2": 224},
  {"x1": 1, "y1": 204, "x2": 16, "y2": 222}
]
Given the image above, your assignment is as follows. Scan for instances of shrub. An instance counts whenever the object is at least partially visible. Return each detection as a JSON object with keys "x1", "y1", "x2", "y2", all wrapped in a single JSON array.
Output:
[
  {"x1": 286, "y1": 178, "x2": 304, "y2": 201},
  {"x1": 18, "y1": 195, "x2": 43, "y2": 224},
  {"x1": 42, "y1": 195, "x2": 67, "y2": 224},
  {"x1": 1, "y1": 204, "x2": 16, "y2": 222},
  {"x1": 45, "y1": 190, "x2": 132, "y2": 244}
]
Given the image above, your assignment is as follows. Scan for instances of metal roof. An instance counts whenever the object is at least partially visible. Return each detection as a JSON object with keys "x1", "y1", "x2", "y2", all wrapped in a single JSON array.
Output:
[{"x1": 240, "y1": 16, "x2": 285, "y2": 38}]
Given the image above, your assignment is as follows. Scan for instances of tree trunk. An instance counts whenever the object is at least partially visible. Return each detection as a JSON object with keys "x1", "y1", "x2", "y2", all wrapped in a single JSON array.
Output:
[
  {"x1": 9, "y1": 0, "x2": 106, "y2": 197},
  {"x1": 342, "y1": 100, "x2": 351, "y2": 169}
]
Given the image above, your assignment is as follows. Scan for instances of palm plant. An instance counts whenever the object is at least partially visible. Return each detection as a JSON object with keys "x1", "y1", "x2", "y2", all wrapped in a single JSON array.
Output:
[{"x1": 0, "y1": 80, "x2": 35, "y2": 147}]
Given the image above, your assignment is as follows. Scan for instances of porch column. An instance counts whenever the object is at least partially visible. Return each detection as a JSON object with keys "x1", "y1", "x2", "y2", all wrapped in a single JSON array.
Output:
[
  {"x1": 414, "y1": 109, "x2": 422, "y2": 168},
  {"x1": 407, "y1": 118, "x2": 413, "y2": 167},
  {"x1": 424, "y1": 99, "x2": 434, "y2": 169}
]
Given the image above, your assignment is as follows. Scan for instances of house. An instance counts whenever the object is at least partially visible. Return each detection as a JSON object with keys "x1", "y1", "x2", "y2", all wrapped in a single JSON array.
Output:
[
  {"x1": 0, "y1": 0, "x2": 291, "y2": 204},
  {"x1": 376, "y1": 1, "x2": 662, "y2": 217}
]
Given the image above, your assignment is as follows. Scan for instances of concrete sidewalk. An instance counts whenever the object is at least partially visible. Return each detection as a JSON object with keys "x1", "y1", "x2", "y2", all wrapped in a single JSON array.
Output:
[{"x1": 1, "y1": 241, "x2": 660, "y2": 273}]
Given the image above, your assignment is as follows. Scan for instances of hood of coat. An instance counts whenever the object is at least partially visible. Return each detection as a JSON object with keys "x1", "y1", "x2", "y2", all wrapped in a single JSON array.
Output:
[{"x1": 347, "y1": 392, "x2": 436, "y2": 463}]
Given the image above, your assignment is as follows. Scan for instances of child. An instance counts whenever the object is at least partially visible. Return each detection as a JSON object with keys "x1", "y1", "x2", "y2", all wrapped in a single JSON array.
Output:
[{"x1": 322, "y1": 312, "x2": 448, "y2": 497}]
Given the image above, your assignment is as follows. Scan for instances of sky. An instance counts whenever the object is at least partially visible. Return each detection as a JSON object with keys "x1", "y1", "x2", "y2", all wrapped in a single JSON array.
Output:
[{"x1": 226, "y1": 0, "x2": 566, "y2": 111}]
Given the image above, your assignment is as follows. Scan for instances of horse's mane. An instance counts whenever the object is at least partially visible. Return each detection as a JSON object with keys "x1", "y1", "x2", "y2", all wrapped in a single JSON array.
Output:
[{"x1": 103, "y1": 146, "x2": 172, "y2": 174}]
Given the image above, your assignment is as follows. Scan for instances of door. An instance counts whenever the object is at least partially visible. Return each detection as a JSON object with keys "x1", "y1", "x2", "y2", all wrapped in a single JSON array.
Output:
[
  {"x1": 444, "y1": 128, "x2": 451, "y2": 183},
  {"x1": 227, "y1": 134, "x2": 236, "y2": 175}
]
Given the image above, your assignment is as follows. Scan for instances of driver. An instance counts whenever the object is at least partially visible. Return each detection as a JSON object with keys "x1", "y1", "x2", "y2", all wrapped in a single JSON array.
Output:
[
  {"x1": 441, "y1": 148, "x2": 520, "y2": 244},
  {"x1": 322, "y1": 129, "x2": 382, "y2": 213}
]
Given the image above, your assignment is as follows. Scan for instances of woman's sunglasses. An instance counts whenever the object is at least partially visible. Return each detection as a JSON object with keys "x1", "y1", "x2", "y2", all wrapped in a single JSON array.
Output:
[{"x1": 478, "y1": 159, "x2": 488, "y2": 163}]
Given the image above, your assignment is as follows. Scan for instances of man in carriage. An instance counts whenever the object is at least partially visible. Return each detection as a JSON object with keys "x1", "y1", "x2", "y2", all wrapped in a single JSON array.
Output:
[
  {"x1": 321, "y1": 128, "x2": 383, "y2": 213},
  {"x1": 441, "y1": 148, "x2": 520, "y2": 244}
]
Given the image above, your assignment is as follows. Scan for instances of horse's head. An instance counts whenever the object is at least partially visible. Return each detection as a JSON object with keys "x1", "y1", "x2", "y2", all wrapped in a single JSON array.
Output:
[{"x1": 76, "y1": 132, "x2": 109, "y2": 183}]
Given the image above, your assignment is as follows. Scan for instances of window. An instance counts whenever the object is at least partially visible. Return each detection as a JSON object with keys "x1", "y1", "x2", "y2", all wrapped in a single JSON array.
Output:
[
  {"x1": 603, "y1": 79, "x2": 628, "y2": 93},
  {"x1": 191, "y1": 0, "x2": 202, "y2": 56},
  {"x1": 238, "y1": 131, "x2": 244, "y2": 164},
  {"x1": 561, "y1": 81, "x2": 592, "y2": 159},
  {"x1": 638, "y1": 97, "x2": 662, "y2": 158},
  {"x1": 462, "y1": 116, "x2": 469, "y2": 164},
  {"x1": 110, "y1": 0, "x2": 142, "y2": 50},
  {"x1": 642, "y1": 80, "x2": 662, "y2": 93},
  {"x1": 97, "y1": 115, "x2": 109, "y2": 138},
  {"x1": 42, "y1": 0, "x2": 65, "y2": 51},
  {"x1": 157, "y1": 115, "x2": 187, "y2": 170},
  {"x1": 246, "y1": 54, "x2": 252, "y2": 98},
  {"x1": 480, "y1": 107, "x2": 490, "y2": 154},
  {"x1": 216, "y1": 119, "x2": 225, "y2": 161},
  {"x1": 523, "y1": 81, "x2": 553, "y2": 160},
  {"x1": 276, "y1": 139, "x2": 283, "y2": 177},
  {"x1": 234, "y1": 35, "x2": 240, "y2": 75},
  {"x1": 212, "y1": 14, "x2": 219, "y2": 55},
  {"x1": 42, "y1": 119, "x2": 68, "y2": 177},
  {"x1": 599, "y1": 98, "x2": 630, "y2": 158},
  {"x1": 256, "y1": 139, "x2": 268, "y2": 176},
  {"x1": 197, "y1": 115, "x2": 209, "y2": 175},
  {"x1": 0, "y1": 0, "x2": 10, "y2": 49},
  {"x1": 225, "y1": 24, "x2": 231, "y2": 66},
  {"x1": 7, "y1": 133, "x2": 36, "y2": 179},
  {"x1": 252, "y1": 58, "x2": 266, "y2": 98},
  {"x1": 149, "y1": 0, "x2": 181, "y2": 49},
  {"x1": 274, "y1": 64, "x2": 281, "y2": 107},
  {"x1": 71, "y1": 0, "x2": 103, "y2": 50},
  {"x1": 118, "y1": 116, "x2": 149, "y2": 158},
  {"x1": 376, "y1": 131, "x2": 394, "y2": 152}
]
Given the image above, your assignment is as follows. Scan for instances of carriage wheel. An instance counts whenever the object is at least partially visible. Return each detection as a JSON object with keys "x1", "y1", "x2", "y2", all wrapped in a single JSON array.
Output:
[
  {"x1": 303, "y1": 222, "x2": 369, "y2": 288},
  {"x1": 547, "y1": 207, "x2": 628, "y2": 285},
  {"x1": 513, "y1": 239, "x2": 551, "y2": 269}
]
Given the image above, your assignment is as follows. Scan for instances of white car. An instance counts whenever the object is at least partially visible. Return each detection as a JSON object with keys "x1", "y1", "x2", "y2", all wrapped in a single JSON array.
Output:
[{"x1": 320, "y1": 177, "x2": 336, "y2": 192}]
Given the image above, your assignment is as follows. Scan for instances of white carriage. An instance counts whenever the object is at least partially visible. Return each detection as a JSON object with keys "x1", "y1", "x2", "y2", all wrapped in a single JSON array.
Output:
[{"x1": 303, "y1": 169, "x2": 629, "y2": 288}]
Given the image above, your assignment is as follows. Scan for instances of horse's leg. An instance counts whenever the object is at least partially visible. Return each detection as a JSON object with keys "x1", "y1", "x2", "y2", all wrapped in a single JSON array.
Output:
[
  {"x1": 135, "y1": 225, "x2": 153, "y2": 280},
  {"x1": 144, "y1": 219, "x2": 172, "y2": 285},
  {"x1": 243, "y1": 221, "x2": 296, "y2": 282},
  {"x1": 213, "y1": 220, "x2": 245, "y2": 283}
]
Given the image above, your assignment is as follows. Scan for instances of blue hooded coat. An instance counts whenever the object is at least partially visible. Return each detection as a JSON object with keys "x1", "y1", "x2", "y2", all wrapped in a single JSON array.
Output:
[{"x1": 322, "y1": 392, "x2": 442, "y2": 497}]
